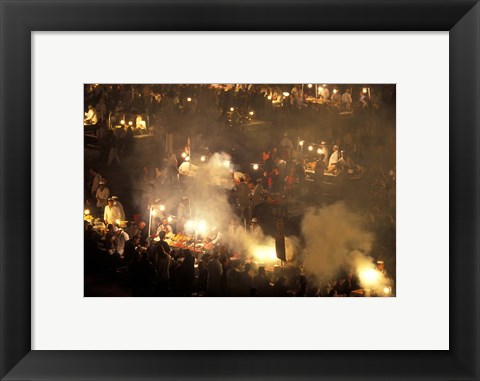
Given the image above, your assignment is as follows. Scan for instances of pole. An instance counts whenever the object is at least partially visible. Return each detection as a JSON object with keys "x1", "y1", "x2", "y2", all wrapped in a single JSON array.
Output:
[{"x1": 148, "y1": 206, "x2": 152, "y2": 237}]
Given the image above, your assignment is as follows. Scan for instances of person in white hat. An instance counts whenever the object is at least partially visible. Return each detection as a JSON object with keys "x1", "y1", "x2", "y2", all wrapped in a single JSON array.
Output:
[
  {"x1": 104, "y1": 198, "x2": 122, "y2": 226},
  {"x1": 328, "y1": 145, "x2": 340, "y2": 168},
  {"x1": 249, "y1": 217, "x2": 263, "y2": 238},
  {"x1": 318, "y1": 141, "x2": 329, "y2": 164},
  {"x1": 95, "y1": 181, "x2": 109, "y2": 209},
  {"x1": 111, "y1": 196, "x2": 125, "y2": 221}
]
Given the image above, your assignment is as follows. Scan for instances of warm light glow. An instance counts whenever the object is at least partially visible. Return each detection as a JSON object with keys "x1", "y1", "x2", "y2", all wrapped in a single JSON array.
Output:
[
  {"x1": 363, "y1": 88, "x2": 368, "y2": 93},
  {"x1": 253, "y1": 164, "x2": 259, "y2": 170},
  {"x1": 249, "y1": 111, "x2": 254, "y2": 116},
  {"x1": 159, "y1": 205, "x2": 166, "y2": 212},
  {"x1": 308, "y1": 145, "x2": 313, "y2": 151},
  {"x1": 317, "y1": 148, "x2": 322, "y2": 154},
  {"x1": 185, "y1": 156, "x2": 190, "y2": 162},
  {"x1": 120, "y1": 120, "x2": 125, "y2": 125},
  {"x1": 197, "y1": 220, "x2": 207, "y2": 235},
  {"x1": 333, "y1": 89, "x2": 338, "y2": 94},
  {"x1": 115, "y1": 219, "x2": 121, "y2": 225},
  {"x1": 307, "y1": 84, "x2": 313, "y2": 88},
  {"x1": 252, "y1": 245, "x2": 277, "y2": 263},
  {"x1": 359, "y1": 268, "x2": 380, "y2": 288},
  {"x1": 167, "y1": 216, "x2": 173, "y2": 223},
  {"x1": 230, "y1": 107, "x2": 234, "y2": 111},
  {"x1": 185, "y1": 220, "x2": 195, "y2": 230},
  {"x1": 128, "y1": 121, "x2": 133, "y2": 126},
  {"x1": 187, "y1": 97, "x2": 192, "y2": 102},
  {"x1": 283, "y1": 92, "x2": 290, "y2": 97},
  {"x1": 223, "y1": 160, "x2": 231, "y2": 168},
  {"x1": 181, "y1": 152, "x2": 187, "y2": 158},
  {"x1": 84, "y1": 209, "x2": 90, "y2": 215},
  {"x1": 267, "y1": 95, "x2": 272, "y2": 100},
  {"x1": 318, "y1": 86, "x2": 323, "y2": 93},
  {"x1": 200, "y1": 155, "x2": 206, "y2": 162},
  {"x1": 151, "y1": 210, "x2": 157, "y2": 216},
  {"x1": 383, "y1": 287, "x2": 391, "y2": 295},
  {"x1": 299, "y1": 140, "x2": 304, "y2": 146}
]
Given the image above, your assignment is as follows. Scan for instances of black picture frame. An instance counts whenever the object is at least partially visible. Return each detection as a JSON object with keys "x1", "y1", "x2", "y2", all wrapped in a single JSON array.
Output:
[{"x1": 1, "y1": 0, "x2": 479, "y2": 380}]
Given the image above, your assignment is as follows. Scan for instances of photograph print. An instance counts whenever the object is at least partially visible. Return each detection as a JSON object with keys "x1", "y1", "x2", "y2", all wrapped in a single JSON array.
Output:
[{"x1": 84, "y1": 83, "x2": 396, "y2": 297}]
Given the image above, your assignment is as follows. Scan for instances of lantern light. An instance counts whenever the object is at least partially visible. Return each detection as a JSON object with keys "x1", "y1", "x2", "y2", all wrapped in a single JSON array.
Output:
[
  {"x1": 151, "y1": 210, "x2": 157, "y2": 216},
  {"x1": 115, "y1": 219, "x2": 121, "y2": 225},
  {"x1": 200, "y1": 155, "x2": 206, "y2": 162},
  {"x1": 253, "y1": 164, "x2": 259, "y2": 170},
  {"x1": 283, "y1": 92, "x2": 290, "y2": 97},
  {"x1": 307, "y1": 84, "x2": 313, "y2": 88},
  {"x1": 181, "y1": 152, "x2": 187, "y2": 158},
  {"x1": 249, "y1": 111, "x2": 254, "y2": 116},
  {"x1": 120, "y1": 120, "x2": 125, "y2": 125},
  {"x1": 308, "y1": 145, "x2": 313, "y2": 151},
  {"x1": 267, "y1": 95, "x2": 272, "y2": 100},
  {"x1": 167, "y1": 216, "x2": 173, "y2": 223},
  {"x1": 230, "y1": 107, "x2": 234, "y2": 112},
  {"x1": 299, "y1": 140, "x2": 305, "y2": 146},
  {"x1": 317, "y1": 148, "x2": 322, "y2": 154},
  {"x1": 84, "y1": 209, "x2": 90, "y2": 215},
  {"x1": 159, "y1": 205, "x2": 166, "y2": 212},
  {"x1": 187, "y1": 97, "x2": 192, "y2": 102},
  {"x1": 128, "y1": 121, "x2": 133, "y2": 126},
  {"x1": 362, "y1": 88, "x2": 368, "y2": 93}
]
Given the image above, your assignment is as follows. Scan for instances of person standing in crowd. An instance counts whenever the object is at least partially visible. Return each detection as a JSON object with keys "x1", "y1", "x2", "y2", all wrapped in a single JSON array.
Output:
[
  {"x1": 234, "y1": 177, "x2": 251, "y2": 221},
  {"x1": 111, "y1": 196, "x2": 125, "y2": 221},
  {"x1": 156, "y1": 217, "x2": 173, "y2": 236},
  {"x1": 155, "y1": 243, "x2": 171, "y2": 296},
  {"x1": 104, "y1": 197, "x2": 122, "y2": 226},
  {"x1": 342, "y1": 88, "x2": 353, "y2": 110},
  {"x1": 156, "y1": 230, "x2": 171, "y2": 256},
  {"x1": 318, "y1": 141, "x2": 329, "y2": 165},
  {"x1": 90, "y1": 168, "x2": 103, "y2": 195},
  {"x1": 252, "y1": 178, "x2": 267, "y2": 218},
  {"x1": 249, "y1": 217, "x2": 263, "y2": 238},
  {"x1": 253, "y1": 266, "x2": 271, "y2": 296},
  {"x1": 331, "y1": 88, "x2": 342, "y2": 104},
  {"x1": 113, "y1": 226, "x2": 130, "y2": 258},
  {"x1": 207, "y1": 251, "x2": 223, "y2": 296},
  {"x1": 95, "y1": 181, "x2": 110, "y2": 210},
  {"x1": 279, "y1": 133, "x2": 294, "y2": 159},
  {"x1": 328, "y1": 145, "x2": 340, "y2": 169}
]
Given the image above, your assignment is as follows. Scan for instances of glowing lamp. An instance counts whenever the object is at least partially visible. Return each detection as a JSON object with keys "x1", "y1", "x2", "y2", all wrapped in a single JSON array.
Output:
[
  {"x1": 249, "y1": 111, "x2": 254, "y2": 116},
  {"x1": 307, "y1": 84, "x2": 313, "y2": 88},
  {"x1": 181, "y1": 152, "x2": 187, "y2": 158},
  {"x1": 333, "y1": 89, "x2": 338, "y2": 94},
  {"x1": 200, "y1": 155, "x2": 206, "y2": 162},
  {"x1": 115, "y1": 219, "x2": 121, "y2": 225},
  {"x1": 318, "y1": 87, "x2": 323, "y2": 93},
  {"x1": 308, "y1": 145, "x2": 313, "y2": 151},
  {"x1": 84, "y1": 209, "x2": 90, "y2": 216},
  {"x1": 128, "y1": 121, "x2": 133, "y2": 126},
  {"x1": 151, "y1": 210, "x2": 157, "y2": 216},
  {"x1": 185, "y1": 220, "x2": 195, "y2": 230},
  {"x1": 167, "y1": 216, "x2": 173, "y2": 223},
  {"x1": 197, "y1": 220, "x2": 207, "y2": 235},
  {"x1": 383, "y1": 287, "x2": 391, "y2": 295},
  {"x1": 283, "y1": 92, "x2": 290, "y2": 97},
  {"x1": 363, "y1": 88, "x2": 368, "y2": 93},
  {"x1": 299, "y1": 140, "x2": 304, "y2": 146},
  {"x1": 159, "y1": 205, "x2": 166, "y2": 212},
  {"x1": 120, "y1": 120, "x2": 125, "y2": 125},
  {"x1": 230, "y1": 107, "x2": 234, "y2": 112},
  {"x1": 253, "y1": 164, "x2": 259, "y2": 170},
  {"x1": 267, "y1": 95, "x2": 272, "y2": 100},
  {"x1": 187, "y1": 97, "x2": 192, "y2": 102},
  {"x1": 317, "y1": 148, "x2": 322, "y2": 154}
]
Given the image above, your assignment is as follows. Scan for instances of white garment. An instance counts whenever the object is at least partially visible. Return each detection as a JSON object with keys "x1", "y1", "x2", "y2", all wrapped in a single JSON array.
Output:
[
  {"x1": 104, "y1": 204, "x2": 122, "y2": 225},
  {"x1": 156, "y1": 224, "x2": 173, "y2": 236},
  {"x1": 91, "y1": 173, "x2": 102, "y2": 195},
  {"x1": 319, "y1": 147, "x2": 329, "y2": 164},
  {"x1": 96, "y1": 186, "x2": 110, "y2": 208},
  {"x1": 114, "y1": 201, "x2": 126, "y2": 220},
  {"x1": 341, "y1": 92, "x2": 352, "y2": 104},
  {"x1": 85, "y1": 108, "x2": 98, "y2": 124},
  {"x1": 114, "y1": 230, "x2": 130, "y2": 256},
  {"x1": 329, "y1": 150, "x2": 340, "y2": 166}
]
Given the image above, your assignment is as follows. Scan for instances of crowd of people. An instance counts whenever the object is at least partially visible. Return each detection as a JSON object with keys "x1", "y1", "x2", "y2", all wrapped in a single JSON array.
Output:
[{"x1": 84, "y1": 84, "x2": 396, "y2": 297}]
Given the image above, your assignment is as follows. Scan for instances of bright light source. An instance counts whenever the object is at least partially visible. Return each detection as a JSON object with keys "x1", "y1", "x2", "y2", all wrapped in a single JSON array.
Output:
[
  {"x1": 252, "y1": 245, "x2": 277, "y2": 263},
  {"x1": 200, "y1": 155, "x2": 206, "y2": 162},
  {"x1": 363, "y1": 88, "x2": 368, "y2": 93},
  {"x1": 167, "y1": 216, "x2": 173, "y2": 223},
  {"x1": 383, "y1": 287, "x2": 391, "y2": 295},
  {"x1": 283, "y1": 92, "x2": 290, "y2": 97},
  {"x1": 185, "y1": 220, "x2": 195, "y2": 230},
  {"x1": 359, "y1": 268, "x2": 380, "y2": 289},
  {"x1": 333, "y1": 89, "x2": 338, "y2": 94},
  {"x1": 318, "y1": 86, "x2": 323, "y2": 93},
  {"x1": 84, "y1": 209, "x2": 90, "y2": 216},
  {"x1": 120, "y1": 120, "x2": 125, "y2": 125},
  {"x1": 223, "y1": 160, "x2": 231, "y2": 168},
  {"x1": 230, "y1": 107, "x2": 234, "y2": 111},
  {"x1": 299, "y1": 140, "x2": 305, "y2": 146},
  {"x1": 128, "y1": 121, "x2": 132, "y2": 126},
  {"x1": 253, "y1": 164, "x2": 259, "y2": 170},
  {"x1": 197, "y1": 220, "x2": 207, "y2": 235},
  {"x1": 267, "y1": 95, "x2": 272, "y2": 100},
  {"x1": 187, "y1": 97, "x2": 192, "y2": 102},
  {"x1": 181, "y1": 152, "x2": 187, "y2": 158},
  {"x1": 159, "y1": 205, "x2": 166, "y2": 212},
  {"x1": 317, "y1": 148, "x2": 322, "y2": 154},
  {"x1": 185, "y1": 156, "x2": 190, "y2": 161},
  {"x1": 249, "y1": 111, "x2": 254, "y2": 116},
  {"x1": 151, "y1": 210, "x2": 157, "y2": 216},
  {"x1": 308, "y1": 145, "x2": 313, "y2": 151},
  {"x1": 307, "y1": 84, "x2": 313, "y2": 88},
  {"x1": 115, "y1": 219, "x2": 121, "y2": 225}
]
